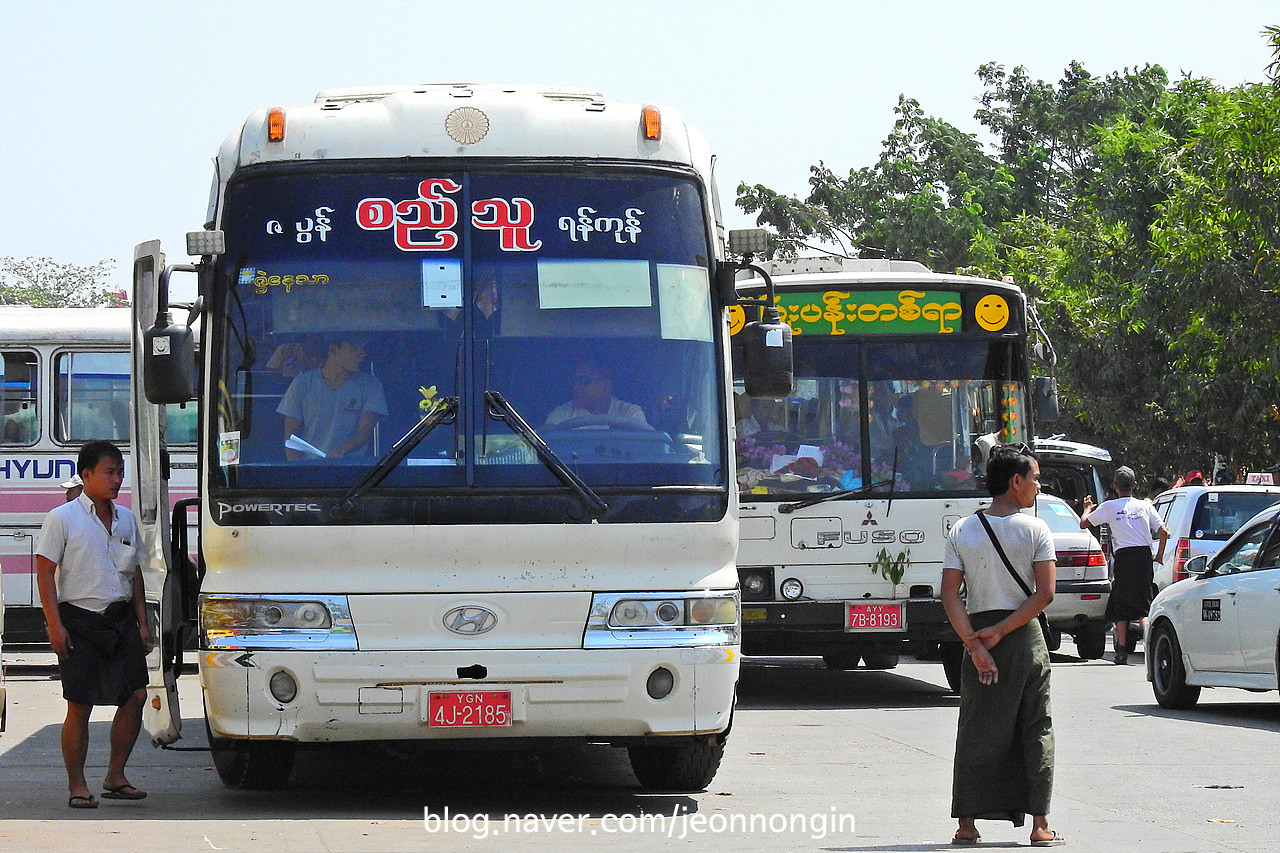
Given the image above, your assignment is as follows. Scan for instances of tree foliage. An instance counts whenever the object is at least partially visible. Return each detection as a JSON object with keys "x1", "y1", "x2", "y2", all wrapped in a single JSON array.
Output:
[
  {"x1": 737, "y1": 31, "x2": 1280, "y2": 477},
  {"x1": 0, "y1": 256, "x2": 119, "y2": 307}
]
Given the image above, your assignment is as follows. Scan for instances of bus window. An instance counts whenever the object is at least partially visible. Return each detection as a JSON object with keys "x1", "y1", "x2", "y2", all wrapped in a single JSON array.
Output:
[
  {"x1": 865, "y1": 340, "x2": 1025, "y2": 491},
  {"x1": 2, "y1": 351, "x2": 39, "y2": 445},
  {"x1": 55, "y1": 351, "x2": 131, "y2": 443}
]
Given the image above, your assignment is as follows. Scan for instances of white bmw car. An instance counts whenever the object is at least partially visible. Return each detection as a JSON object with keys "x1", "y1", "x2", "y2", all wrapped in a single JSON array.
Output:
[{"x1": 1147, "y1": 503, "x2": 1280, "y2": 708}]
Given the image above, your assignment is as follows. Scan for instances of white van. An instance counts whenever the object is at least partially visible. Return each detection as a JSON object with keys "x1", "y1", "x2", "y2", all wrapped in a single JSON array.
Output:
[{"x1": 1150, "y1": 485, "x2": 1280, "y2": 592}]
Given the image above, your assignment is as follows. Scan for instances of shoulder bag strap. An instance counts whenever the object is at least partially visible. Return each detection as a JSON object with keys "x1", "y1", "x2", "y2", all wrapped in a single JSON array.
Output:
[
  {"x1": 975, "y1": 511, "x2": 1051, "y2": 639},
  {"x1": 975, "y1": 511, "x2": 1035, "y2": 598}
]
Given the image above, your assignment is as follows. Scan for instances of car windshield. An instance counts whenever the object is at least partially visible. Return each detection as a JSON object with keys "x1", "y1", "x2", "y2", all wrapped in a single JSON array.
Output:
[{"x1": 1191, "y1": 492, "x2": 1280, "y2": 540}]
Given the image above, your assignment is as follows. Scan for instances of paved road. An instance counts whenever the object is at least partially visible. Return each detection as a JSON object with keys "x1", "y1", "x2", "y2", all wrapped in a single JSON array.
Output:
[{"x1": 1, "y1": 642, "x2": 1277, "y2": 852}]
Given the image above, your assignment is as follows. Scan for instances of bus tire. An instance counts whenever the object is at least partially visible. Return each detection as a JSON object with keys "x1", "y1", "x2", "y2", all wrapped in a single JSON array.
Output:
[
  {"x1": 628, "y1": 736, "x2": 724, "y2": 792},
  {"x1": 822, "y1": 650, "x2": 861, "y2": 670},
  {"x1": 206, "y1": 718, "x2": 296, "y2": 790},
  {"x1": 860, "y1": 649, "x2": 900, "y2": 670}
]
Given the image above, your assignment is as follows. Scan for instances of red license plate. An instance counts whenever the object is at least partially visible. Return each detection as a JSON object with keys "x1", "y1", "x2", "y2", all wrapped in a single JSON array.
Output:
[
  {"x1": 846, "y1": 603, "x2": 904, "y2": 631},
  {"x1": 428, "y1": 691, "x2": 512, "y2": 727}
]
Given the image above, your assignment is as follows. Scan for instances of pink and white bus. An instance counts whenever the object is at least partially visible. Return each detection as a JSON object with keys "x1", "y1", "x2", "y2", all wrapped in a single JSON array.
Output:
[{"x1": 1, "y1": 305, "x2": 197, "y2": 642}]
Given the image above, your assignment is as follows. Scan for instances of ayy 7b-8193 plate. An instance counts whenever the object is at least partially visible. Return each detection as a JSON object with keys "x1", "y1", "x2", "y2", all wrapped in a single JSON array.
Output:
[{"x1": 845, "y1": 603, "x2": 904, "y2": 631}]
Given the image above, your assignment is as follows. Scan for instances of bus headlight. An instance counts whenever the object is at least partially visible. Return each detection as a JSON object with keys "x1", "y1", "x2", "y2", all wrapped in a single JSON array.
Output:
[
  {"x1": 780, "y1": 578, "x2": 805, "y2": 600},
  {"x1": 200, "y1": 594, "x2": 357, "y2": 650},
  {"x1": 584, "y1": 591, "x2": 740, "y2": 648}
]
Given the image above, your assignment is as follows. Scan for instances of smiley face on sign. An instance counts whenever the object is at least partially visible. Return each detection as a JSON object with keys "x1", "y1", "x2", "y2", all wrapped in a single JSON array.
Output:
[
  {"x1": 727, "y1": 304, "x2": 746, "y2": 336},
  {"x1": 975, "y1": 294, "x2": 1010, "y2": 331}
]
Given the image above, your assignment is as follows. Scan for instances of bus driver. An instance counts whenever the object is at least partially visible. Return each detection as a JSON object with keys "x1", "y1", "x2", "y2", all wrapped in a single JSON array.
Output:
[{"x1": 543, "y1": 361, "x2": 649, "y2": 430}]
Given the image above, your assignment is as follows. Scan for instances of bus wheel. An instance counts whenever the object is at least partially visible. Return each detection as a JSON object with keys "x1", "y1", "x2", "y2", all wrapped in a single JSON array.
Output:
[
  {"x1": 628, "y1": 736, "x2": 724, "y2": 792},
  {"x1": 206, "y1": 718, "x2": 296, "y2": 790},
  {"x1": 861, "y1": 648, "x2": 900, "y2": 670},
  {"x1": 822, "y1": 650, "x2": 861, "y2": 670}
]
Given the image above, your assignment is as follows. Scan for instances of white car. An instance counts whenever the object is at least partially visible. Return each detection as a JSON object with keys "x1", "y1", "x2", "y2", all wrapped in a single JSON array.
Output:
[
  {"x1": 1150, "y1": 485, "x2": 1280, "y2": 593},
  {"x1": 1035, "y1": 494, "x2": 1110, "y2": 659},
  {"x1": 1147, "y1": 503, "x2": 1280, "y2": 708}
]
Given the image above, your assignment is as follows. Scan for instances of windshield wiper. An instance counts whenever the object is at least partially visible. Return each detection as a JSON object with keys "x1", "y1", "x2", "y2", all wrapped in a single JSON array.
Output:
[
  {"x1": 332, "y1": 397, "x2": 459, "y2": 517},
  {"x1": 484, "y1": 390, "x2": 608, "y2": 518},
  {"x1": 777, "y1": 478, "x2": 893, "y2": 514},
  {"x1": 777, "y1": 448, "x2": 900, "y2": 514}
]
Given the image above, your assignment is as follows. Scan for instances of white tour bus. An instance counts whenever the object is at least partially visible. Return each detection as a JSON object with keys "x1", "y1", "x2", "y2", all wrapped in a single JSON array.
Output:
[
  {"x1": 131, "y1": 84, "x2": 791, "y2": 791},
  {"x1": 728, "y1": 258, "x2": 1057, "y2": 690},
  {"x1": 1, "y1": 305, "x2": 197, "y2": 643}
]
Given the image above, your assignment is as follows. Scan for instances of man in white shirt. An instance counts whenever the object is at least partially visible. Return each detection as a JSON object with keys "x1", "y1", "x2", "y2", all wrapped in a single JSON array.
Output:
[
  {"x1": 543, "y1": 361, "x2": 649, "y2": 429},
  {"x1": 36, "y1": 441, "x2": 153, "y2": 809},
  {"x1": 941, "y1": 445, "x2": 1062, "y2": 847},
  {"x1": 1079, "y1": 465, "x2": 1168, "y2": 663}
]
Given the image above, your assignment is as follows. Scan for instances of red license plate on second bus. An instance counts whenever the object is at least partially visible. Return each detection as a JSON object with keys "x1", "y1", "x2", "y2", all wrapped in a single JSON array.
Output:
[
  {"x1": 846, "y1": 603, "x2": 904, "y2": 631},
  {"x1": 428, "y1": 691, "x2": 512, "y2": 727}
]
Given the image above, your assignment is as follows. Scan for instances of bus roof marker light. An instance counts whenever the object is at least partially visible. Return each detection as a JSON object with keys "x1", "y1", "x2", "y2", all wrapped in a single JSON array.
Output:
[
  {"x1": 267, "y1": 108, "x2": 286, "y2": 142},
  {"x1": 266, "y1": 108, "x2": 286, "y2": 142},
  {"x1": 641, "y1": 105, "x2": 661, "y2": 140}
]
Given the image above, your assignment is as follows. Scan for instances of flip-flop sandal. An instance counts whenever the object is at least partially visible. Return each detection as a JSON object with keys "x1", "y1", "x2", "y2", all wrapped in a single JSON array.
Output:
[
  {"x1": 951, "y1": 834, "x2": 982, "y2": 845},
  {"x1": 1031, "y1": 830, "x2": 1066, "y2": 846},
  {"x1": 101, "y1": 784, "x2": 147, "y2": 800},
  {"x1": 68, "y1": 794, "x2": 98, "y2": 809}
]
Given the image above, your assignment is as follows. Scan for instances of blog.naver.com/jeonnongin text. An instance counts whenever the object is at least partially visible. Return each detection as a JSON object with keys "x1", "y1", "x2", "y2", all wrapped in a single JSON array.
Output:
[{"x1": 424, "y1": 805, "x2": 856, "y2": 841}]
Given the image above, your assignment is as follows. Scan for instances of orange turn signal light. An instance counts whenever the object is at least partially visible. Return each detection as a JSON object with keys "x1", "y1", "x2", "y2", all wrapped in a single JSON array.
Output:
[
  {"x1": 641, "y1": 105, "x2": 661, "y2": 140},
  {"x1": 267, "y1": 108, "x2": 286, "y2": 142}
]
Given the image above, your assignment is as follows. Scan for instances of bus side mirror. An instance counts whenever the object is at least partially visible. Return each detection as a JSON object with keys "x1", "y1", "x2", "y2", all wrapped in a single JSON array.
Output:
[
  {"x1": 144, "y1": 314, "x2": 197, "y2": 404},
  {"x1": 1034, "y1": 376, "x2": 1060, "y2": 422},
  {"x1": 740, "y1": 317, "x2": 793, "y2": 399}
]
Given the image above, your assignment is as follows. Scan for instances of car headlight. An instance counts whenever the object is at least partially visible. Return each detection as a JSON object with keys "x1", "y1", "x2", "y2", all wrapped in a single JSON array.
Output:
[
  {"x1": 200, "y1": 594, "x2": 356, "y2": 650},
  {"x1": 584, "y1": 591, "x2": 740, "y2": 648}
]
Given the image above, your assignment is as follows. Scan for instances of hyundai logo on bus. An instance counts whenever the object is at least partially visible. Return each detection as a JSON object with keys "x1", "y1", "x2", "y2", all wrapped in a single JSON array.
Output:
[
  {"x1": 443, "y1": 606, "x2": 498, "y2": 635},
  {"x1": 0, "y1": 457, "x2": 77, "y2": 480}
]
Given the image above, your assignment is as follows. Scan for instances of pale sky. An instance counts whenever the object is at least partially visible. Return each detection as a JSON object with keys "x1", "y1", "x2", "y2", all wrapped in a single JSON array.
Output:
[{"x1": 1, "y1": 0, "x2": 1275, "y2": 299}]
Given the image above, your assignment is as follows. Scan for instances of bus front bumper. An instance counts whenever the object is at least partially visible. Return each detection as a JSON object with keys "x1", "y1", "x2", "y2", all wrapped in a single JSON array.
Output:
[
  {"x1": 199, "y1": 646, "x2": 738, "y2": 744},
  {"x1": 738, "y1": 598, "x2": 955, "y2": 655}
]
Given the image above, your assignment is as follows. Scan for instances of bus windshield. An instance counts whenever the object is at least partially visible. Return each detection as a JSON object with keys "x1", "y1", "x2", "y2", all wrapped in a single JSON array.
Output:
[
  {"x1": 210, "y1": 167, "x2": 724, "y2": 512},
  {"x1": 735, "y1": 338, "x2": 1027, "y2": 497}
]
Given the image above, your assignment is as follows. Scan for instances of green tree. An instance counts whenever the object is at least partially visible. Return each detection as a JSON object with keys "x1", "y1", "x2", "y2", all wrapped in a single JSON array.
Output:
[
  {"x1": 0, "y1": 256, "x2": 119, "y2": 307},
  {"x1": 974, "y1": 60, "x2": 1169, "y2": 222},
  {"x1": 737, "y1": 95, "x2": 1016, "y2": 269}
]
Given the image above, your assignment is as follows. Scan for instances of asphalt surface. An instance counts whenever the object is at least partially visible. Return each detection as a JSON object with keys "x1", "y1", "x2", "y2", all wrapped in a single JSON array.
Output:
[{"x1": 2, "y1": 640, "x2": 1278, "y2": 852}]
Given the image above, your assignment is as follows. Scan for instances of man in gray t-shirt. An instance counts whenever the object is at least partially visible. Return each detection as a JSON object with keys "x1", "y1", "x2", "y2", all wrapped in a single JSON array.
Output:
[{"x1": 278, "y1": 336, "x2": 388, "y2": 460}]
